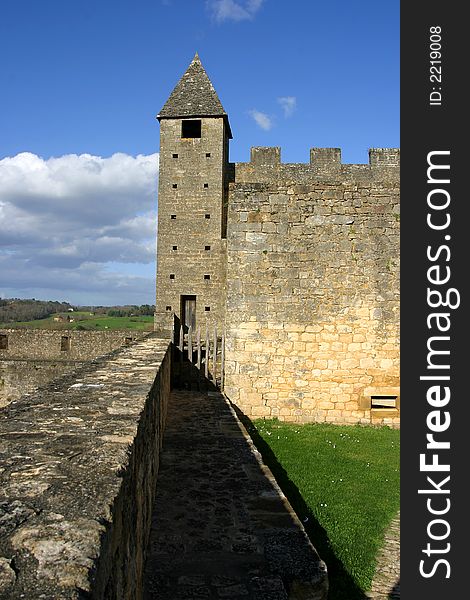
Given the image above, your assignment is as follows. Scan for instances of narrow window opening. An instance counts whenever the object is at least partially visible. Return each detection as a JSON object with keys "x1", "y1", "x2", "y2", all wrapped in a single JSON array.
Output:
[
  {"x1": 204, "y1": 274, "x2": 211, "y2": 280},
  {"x1": 0, "y1": 334, "x2": 8, "y2": 350},
  {"x1": 203, "y1": 183, "x2": 209, "y2": 189},
  {"x1": 205, "y1": 214, "x2": 211, "y2": 219},
  {"x1": 172, "y1": 245, "x2": 178, "y2": 250},
  {"x1": 165, "y1": 306, "x2": 172, "y2": 311},
  {"x1": 172, "y1": 153, "x2": 178, "y2": 158},
  {"x1": 61, "y1": 336, "x2": 71, "y2": 352},
  {"x1": 170, "y1": 214, "x2": 176, "y2": 219},
  {"x1": 172, "y1": 183, "x2": 178, "y2": 189},
  {"x1": 371, "y1": 395, "x2": 398, "y2": 409},
  {"x1": 205, "y1": 306, "x2": 211, "y2": 312},
  {"x1": 170, "y1": 274, "x2": 175, "y2": 280},
  {"x1": 181, "y1": 119, "x2": 201, "y2": 139},
  {"x1": 206, "y1": 152, "x2": 211, "y2": 158},
  {"x1": 205, "y1": 245, "x2": 211, "y2": 251}
]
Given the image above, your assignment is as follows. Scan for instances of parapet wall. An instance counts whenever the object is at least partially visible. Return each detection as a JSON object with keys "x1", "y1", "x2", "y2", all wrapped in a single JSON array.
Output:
[
  {"x1": 0, "y1": 329, "x2": 148, "y2": 406},
  {"x1": 0, "y1": 329, "x2": 145, "y2": 360},
  {"x1": 0, "y1": 335, "x2": 171, "y2": 599},
  {"x1": 233, "y1": 146, "x2": 400, "y2": 184},
  {"x1": 224, "y1": 150, "x2": 400, "y2": 426}
]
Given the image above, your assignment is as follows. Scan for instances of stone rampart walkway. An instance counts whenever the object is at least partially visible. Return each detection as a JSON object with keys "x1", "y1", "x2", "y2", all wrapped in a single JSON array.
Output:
[
  {"x1": 366, "y1": 513, "x2": 400, "y2": 599},
  {"x1": 143, "y1": 390, "x2": 328, "y2": 600}
]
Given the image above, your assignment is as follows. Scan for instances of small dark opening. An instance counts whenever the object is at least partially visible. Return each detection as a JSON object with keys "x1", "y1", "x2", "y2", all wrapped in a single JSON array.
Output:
[
  {"x1": 0, "y1": 334, "x2": 8, "y2": 350},
  {"x1": 205, "y1": 306, "x2": 211, "y2": 312},
  {"x1": 61, "y1": 336, "x2": 71, "y2": 352},
  {"x1": 172, "y1": 153, "x2": 178, "y2": 158},
  {"x1": 371, "y1": 395, "x2": 398, "y2": 409},
  {"x1": 172, "y1": 245, "x2": 178, "y2": 250},
  {"x1": 205, "y1": 214, "x2": 211, "y2": 219},
  {"x1": 170, "y1": 214, "x2": 176, "y2": 219},
  {"x1": 205, "y1": 245, "x2": 211, "y2": 251},
  {"x1": 172, "y1": 183, "x2": 178, "y2": 189},
  {"x1": 124, "y1": 337, "x2": 133, "y2": 345},
  {"x1": 206, "y1": 152, "x2": 211, "y2": 158},
  {"x1": 204, "y1": 274, "x2": 211, "y2": 280},
  {"x1": 170, "y1": 274, "x2": 175, "y2": 280},
  {"x1": 182, "y1": 119, "x2": 201, "y2": 138},
  {"x1": 203, "y1": 183, "x2": 209, "y2": 189},
  {"x1": 166, "y1": 306, "x2": 172, "y2": 311}
]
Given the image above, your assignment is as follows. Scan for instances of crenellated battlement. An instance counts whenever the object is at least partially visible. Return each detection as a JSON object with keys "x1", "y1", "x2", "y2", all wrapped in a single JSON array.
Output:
[
  {"x1": 233, "y1": 146, "x2": 400, "y2": 186},
  {"x1": 242, "y1": 146, "x2": 400, "y2": 168}
]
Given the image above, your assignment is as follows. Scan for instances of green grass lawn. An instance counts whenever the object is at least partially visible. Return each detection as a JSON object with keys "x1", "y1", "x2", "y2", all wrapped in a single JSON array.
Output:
[
  {"x1": 249, "y1": 419, "x2": 400, "y2": 600},
  {"x1": 0, "y1": 314, "x2": 154, "y2": 331}
]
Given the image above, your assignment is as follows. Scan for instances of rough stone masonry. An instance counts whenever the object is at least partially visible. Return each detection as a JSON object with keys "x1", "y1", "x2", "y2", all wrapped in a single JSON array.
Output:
[{"x1": 154, "y1": 54, "x2": 400, "y2": 427}]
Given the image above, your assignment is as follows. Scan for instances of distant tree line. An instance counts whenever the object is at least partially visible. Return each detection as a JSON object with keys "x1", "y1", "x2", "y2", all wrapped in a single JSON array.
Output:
[
  {"x1": 0, "y1": 298, "x2": 155, "y2": 324},
  {"x1": 0, "y1": 299, "x2": 73, "y2": 323},
  {"x1": 106, "y1": 305, "x2": 155, "y2": 317}
]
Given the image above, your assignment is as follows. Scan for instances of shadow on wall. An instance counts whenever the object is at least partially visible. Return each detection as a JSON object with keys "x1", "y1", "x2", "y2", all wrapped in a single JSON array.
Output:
[
  {"x1": 389, "y1": 580, "x2": 400, "y2": 599},
  {"x1": 231, "y1": 403, "x2": 370, "y2": 600}
]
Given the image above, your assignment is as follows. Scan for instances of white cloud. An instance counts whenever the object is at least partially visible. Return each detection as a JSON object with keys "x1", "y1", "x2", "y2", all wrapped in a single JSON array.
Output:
[
  {"x1": 278, "y1": 96, "x2": 297, "y2": 118},
  {"x1": 249, "y1": 109, "x2": 273, "y2": 131},
  {"x1": 0, "y1": 152, "x2": 159, "y2": 305},
  {"x1": 206, "y1": 0, "x2": 264, "y2": 23}
]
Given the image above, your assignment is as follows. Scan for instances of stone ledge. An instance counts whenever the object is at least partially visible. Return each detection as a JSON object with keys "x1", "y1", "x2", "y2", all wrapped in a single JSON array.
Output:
[
  {"x1": 0, "y1": 336, "x2": 171, "y2": 600},
  {"x1": 224, "y1": 394, "x2": 329, "y2": 599}
]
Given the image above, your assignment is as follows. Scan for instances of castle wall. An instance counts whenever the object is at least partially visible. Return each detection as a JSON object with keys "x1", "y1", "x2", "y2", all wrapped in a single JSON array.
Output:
[
  {"x1": 0, "y1": 329, "x2": 147, "y2": 406},
  {"x1": 0, "y1": 336, "x2": 171, "y2": 600},
  {"x1": 223, "y1": 149, "x2": 400, "y2": 426}
]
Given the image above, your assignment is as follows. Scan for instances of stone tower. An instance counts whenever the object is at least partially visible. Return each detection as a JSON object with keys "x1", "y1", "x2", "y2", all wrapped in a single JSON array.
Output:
[{"x1": 154, "y1": 53, "x2": 231, "y2": 336}]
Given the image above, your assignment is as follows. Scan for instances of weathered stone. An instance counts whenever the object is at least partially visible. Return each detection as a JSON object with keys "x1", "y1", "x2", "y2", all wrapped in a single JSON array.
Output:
[
  {"x1": 0, "y1": 329, "x2": 147, "y2": 407},
  {"x1": 0, "y1": 336, "x2": 171, "y2": 600}
]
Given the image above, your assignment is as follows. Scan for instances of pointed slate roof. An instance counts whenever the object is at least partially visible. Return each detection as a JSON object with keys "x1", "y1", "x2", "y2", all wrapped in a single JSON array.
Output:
[{"x1": 157, "y1": 53, "x2": 232, "y2": 137}]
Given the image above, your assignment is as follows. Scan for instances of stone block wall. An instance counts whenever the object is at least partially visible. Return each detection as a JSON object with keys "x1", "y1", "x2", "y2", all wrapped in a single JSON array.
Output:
[
  {"x1": 223, "y1": 150, "x2": 400, "y2": 426},
  {"x1": 0, "y1": 330, "x2": 147, "y2": 406},
  {"x1": 154, "y1": 117, "x2": 229, "y2": 335},
  {"x1": 0, "y1": 336, "x2": 171, "y2": 600},
  {"x1": 0, "y1": 329, "x2": 144, "y2": 361}
]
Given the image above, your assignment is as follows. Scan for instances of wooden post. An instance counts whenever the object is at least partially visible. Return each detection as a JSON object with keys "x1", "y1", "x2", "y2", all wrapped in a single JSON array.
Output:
[
  {"x1": 212, "y1": 326, "x2": 217, "y2": 383},
  {"x1": 179, "y1": 324, "x2": 184, "y2": 366},
  {"x1": 196, "y1": 326, "x2": 201, "y2": 370},
  {"x1": 188, "y1": 325, "x2": 193, "y2": 363},
  {"x1": 205, "y1": 325, "x2": 209, "y2": 380}
]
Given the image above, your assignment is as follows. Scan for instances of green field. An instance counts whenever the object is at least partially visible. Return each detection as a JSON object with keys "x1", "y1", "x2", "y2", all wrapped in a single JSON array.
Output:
[
  {"x1": 249, "y1": 419, "x2": 400, "y2": 600},
  {"x1": 0, "y1": 312, "x2": 154, "y2": 331}
]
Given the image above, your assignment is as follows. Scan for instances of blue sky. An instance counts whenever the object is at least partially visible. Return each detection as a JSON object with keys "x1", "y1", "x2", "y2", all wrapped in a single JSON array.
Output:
[{"x1": 0, "y1": 0, "x2": 399, "y2": 306}]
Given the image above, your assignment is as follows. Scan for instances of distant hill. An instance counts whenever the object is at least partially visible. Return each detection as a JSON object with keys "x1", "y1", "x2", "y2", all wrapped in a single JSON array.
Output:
[
  {"x1": 0, "y1": 298, "x2": 155, "y2": 325},
  {"x1": 0, "y1": 298, "x2": 73, "y2": 323}
]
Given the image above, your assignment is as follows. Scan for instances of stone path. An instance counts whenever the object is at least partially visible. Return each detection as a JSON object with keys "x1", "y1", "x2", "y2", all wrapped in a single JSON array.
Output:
[
  {"x1": 142, "y1": 390, "x2": 328, "y2": 600},
  {"x1": 366, "y1": 513, "x2": 400, "y2": 599}
]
